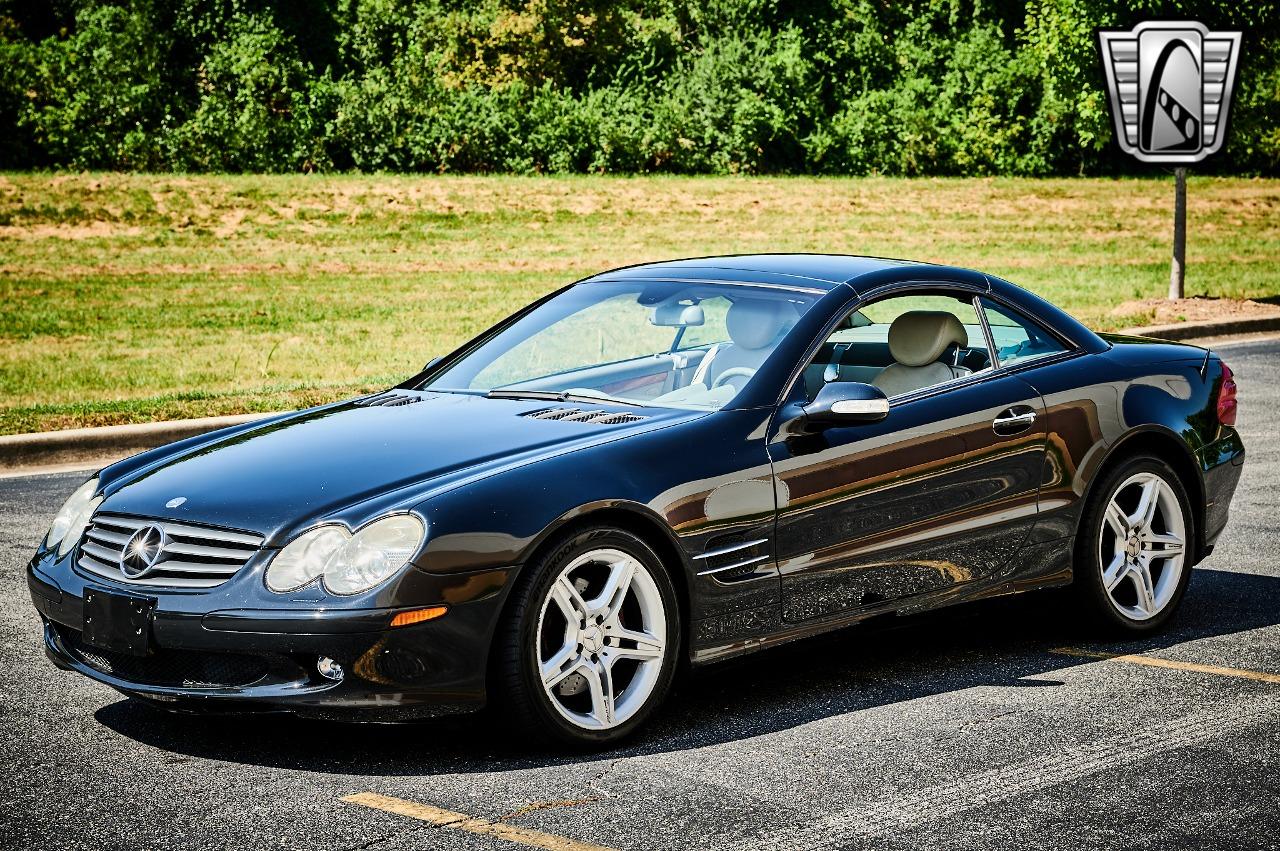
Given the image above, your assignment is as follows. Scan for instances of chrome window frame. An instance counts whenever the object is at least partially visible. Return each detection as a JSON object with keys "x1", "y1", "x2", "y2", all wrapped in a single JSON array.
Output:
[
  {"x1": 976, "y1": 294, "x2": 1074, "y2": 371},
  {"x1": 779, "y1": 280, "x2": 1085, "y2": 411}
]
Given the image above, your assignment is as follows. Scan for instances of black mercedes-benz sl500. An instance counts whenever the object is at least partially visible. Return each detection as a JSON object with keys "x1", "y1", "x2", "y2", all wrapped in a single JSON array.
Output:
[{"x1": 28, "y1": 254, "x2": 1243, "y2": 744}]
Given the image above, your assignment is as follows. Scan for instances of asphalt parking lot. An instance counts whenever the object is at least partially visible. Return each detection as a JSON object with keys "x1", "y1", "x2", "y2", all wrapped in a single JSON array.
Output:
[{"x1": 2, "y1": 336, "x2": 1278, "y2": 851}]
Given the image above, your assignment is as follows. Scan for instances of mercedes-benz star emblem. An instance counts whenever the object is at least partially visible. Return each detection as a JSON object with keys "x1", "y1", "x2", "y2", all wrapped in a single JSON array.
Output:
[{"x1": 119, "y1": 525, "x2": 167, "y2": 579}]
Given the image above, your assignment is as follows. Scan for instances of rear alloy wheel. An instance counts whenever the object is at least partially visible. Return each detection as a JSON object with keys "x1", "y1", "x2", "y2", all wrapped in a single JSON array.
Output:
[
  {"x1": 495, "y1": 528, "x2": 679, "y2": 745},
  {"x1": 1076, "y1": 456, "x2": 1193, "y2": 633}
]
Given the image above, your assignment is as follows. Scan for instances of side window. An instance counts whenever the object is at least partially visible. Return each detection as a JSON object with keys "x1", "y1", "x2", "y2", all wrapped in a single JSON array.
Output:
[
  {"x1": 980, "y1": 298, "x2": 1068, "y2": 368},
  {"x1": 803, "y1": 291, "x2": 992, "y2": 401}
]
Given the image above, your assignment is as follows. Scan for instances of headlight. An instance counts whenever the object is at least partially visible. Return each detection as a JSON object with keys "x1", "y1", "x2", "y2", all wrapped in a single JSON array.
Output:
[
  {"x1": 263, "y1": 525, "x2": 349, "y2": 592},
  {"x1": 264, "y1": 515, "x2": 425, "y2": 595},
  {"x1": 46, "y1": 477, "x2": 102, "y2": 557},
  {"x1": 323, "y1": 515, "x2": 425, "y2": 595}
]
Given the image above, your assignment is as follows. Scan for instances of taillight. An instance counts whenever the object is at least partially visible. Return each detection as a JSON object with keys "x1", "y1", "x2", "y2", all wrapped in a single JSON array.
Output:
[{"x1": 1216, "y1": 361, "x2": 1237, "y2": 426}]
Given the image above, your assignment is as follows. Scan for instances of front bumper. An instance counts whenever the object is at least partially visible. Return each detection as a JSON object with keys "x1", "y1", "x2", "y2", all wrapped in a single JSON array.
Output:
[{"x1": 28, "y1": 551, "x2": 513, "y2": 719}]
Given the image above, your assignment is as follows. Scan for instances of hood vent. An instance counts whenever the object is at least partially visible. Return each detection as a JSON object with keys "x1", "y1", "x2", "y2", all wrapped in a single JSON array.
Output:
[
  {"x1": 356, "y1": 391, "x2": 424, "y2": 407},
  {"x1": 522, "y1": 407, "x2": 648, "y2": 425}
]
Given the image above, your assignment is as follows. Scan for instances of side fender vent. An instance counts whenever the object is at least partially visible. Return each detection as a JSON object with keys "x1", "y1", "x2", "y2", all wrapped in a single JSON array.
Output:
[
  {"x1": 694, "y1": 535, "x2": 771, "y2": 581},
  {"x1": 356, "y1": 392, "x2": 424, "y2": 407},
  {"x1": 521, "y1": 407, "x2": 648, "y2": 425}
]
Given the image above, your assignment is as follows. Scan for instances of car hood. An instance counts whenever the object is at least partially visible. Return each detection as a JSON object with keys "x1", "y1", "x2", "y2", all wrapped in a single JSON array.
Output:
[{"x1": 98, "y1": 391, "x2": 697, "y2": 542}]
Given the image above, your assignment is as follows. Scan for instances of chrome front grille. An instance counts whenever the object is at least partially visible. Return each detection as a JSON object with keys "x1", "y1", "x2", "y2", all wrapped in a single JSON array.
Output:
[{"x1": 76, "y1": 513, "x2": 264, "y2": 589}]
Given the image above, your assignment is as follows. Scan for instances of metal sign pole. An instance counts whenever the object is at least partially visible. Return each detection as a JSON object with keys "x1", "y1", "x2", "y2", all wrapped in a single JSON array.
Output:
[
  {"x1": 1097, "y1": 22, "x2": 1242, "y2": 303},
  {"x1": 1169, "y1": 167, "x2": 1187, "y2": 300}
]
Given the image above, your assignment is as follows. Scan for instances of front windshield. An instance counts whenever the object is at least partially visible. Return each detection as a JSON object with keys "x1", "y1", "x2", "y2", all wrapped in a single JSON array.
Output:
[{"x1": 423, "y1": 280, "x2": 819, "y2": 410}]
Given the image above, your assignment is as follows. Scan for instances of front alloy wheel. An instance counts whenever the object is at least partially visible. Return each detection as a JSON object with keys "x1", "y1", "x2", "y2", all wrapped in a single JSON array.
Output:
[
  {"x1": 494, "y1": 527, "x2": 679, "y2": 745},
  {"x1": 537, "y1": 549, "x2": 667, "y2": 730}
]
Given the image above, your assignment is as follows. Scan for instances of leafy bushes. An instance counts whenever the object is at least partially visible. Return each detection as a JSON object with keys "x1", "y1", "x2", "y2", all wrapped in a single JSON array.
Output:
[
  {"x1": 1, "y1": 0, "x2": 1276, "y2": 174},
  {"x1": 4, "y1": 4, "x2": 173, "y2": 169},
  {"x1": 171, "y1": 13, "x2": 328, "y2": 171}
]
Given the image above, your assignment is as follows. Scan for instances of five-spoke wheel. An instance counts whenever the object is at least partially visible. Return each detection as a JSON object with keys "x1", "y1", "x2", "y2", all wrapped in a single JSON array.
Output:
[
  {"x1": 493, "y1": 527, "x2": 679, "y2": 745},
  {"x1": 1076, "y1": 456, "x2": 1194, "y2": 632},
  {"x1": 537, "y1": 548, "x2": 667, "y2": 730},
  {"x1": 1098, "y1": 471, "x2": 1187, "y2": 620}
]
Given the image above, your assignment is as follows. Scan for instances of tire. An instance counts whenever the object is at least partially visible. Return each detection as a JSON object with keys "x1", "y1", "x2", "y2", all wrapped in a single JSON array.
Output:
[
  {"x1": 491, "y1": 526, "x2": 681, "y2": 747},
  {"x1": 1073, "y1": 454, "x2": 1195, "y2": 634}
]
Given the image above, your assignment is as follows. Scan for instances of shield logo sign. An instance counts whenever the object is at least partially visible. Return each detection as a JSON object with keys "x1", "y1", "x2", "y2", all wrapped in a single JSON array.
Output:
[{"x1": 1098, "y1": 21, "x2": 1242, "y2": 164}]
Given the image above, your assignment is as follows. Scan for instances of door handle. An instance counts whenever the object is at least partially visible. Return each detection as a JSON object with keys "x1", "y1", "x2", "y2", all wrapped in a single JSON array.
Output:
[{"x1": 992, "y1": 409, "x2": 1036, "y2": 435}]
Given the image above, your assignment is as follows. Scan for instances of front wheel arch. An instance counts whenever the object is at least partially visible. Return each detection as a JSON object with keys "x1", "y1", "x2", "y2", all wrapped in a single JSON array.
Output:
[{"x1": 513, "y1": 502, "x2": 691, "y2": 649}]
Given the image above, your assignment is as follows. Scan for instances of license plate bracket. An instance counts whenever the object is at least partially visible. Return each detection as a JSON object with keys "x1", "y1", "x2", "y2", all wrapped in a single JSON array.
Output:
[{"x1": 82, "y1": 588, "x2": 155, "y2": 656}]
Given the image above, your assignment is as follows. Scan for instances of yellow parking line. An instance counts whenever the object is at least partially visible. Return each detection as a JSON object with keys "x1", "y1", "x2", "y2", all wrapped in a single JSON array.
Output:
[
  {"x1": 1052, "y1": 647, "x2": 1280, "y2": 685},
  {"x1": 343, "y1": 792, "x2": 617, "y2": 851}
]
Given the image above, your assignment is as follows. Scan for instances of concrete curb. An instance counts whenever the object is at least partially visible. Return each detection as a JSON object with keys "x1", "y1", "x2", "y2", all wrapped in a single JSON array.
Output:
[
  {"x1": 5, "y1": 314, "x2": 1280, "y2": 477},
  {"x1": 0, "y1": 412, "x2": 282, "y2": 475},
  {"x1": 1118, "y1": 315, "x2": 1280, "y2": 342}
]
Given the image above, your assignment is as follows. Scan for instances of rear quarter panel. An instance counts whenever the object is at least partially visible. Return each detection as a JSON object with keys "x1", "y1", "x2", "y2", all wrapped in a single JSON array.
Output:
[{"x1": 1021, "y1": 336, "x2": 1238, "y2": 556}]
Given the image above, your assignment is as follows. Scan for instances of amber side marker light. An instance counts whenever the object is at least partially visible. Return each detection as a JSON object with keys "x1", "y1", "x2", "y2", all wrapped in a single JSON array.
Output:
[{"x1": 390, "y1": 606, "x2": 448, "y2": 628}]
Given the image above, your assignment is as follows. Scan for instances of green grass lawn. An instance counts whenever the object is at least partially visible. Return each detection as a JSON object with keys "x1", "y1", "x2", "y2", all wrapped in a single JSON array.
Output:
[{"x1": 1, "y1": 173, "x2": 1277, "y2": 435}]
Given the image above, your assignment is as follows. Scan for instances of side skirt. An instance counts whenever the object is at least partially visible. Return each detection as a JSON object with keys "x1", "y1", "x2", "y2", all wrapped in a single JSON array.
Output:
[{"x1": 690, "y1": 537, "x2": 1074, "y2": 665}]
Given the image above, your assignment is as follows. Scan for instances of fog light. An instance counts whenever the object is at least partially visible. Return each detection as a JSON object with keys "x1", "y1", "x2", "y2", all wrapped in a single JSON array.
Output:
[{"x1": 316, "y1": 656, "x2": 344, "y2": 681}]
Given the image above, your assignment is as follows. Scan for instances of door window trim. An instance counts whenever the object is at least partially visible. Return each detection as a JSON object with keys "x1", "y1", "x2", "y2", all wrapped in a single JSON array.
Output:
[
  {"x1": 973, "y1": 295, "x2": 1000, "y2": 365},
  {"x1": 978, "y1": 294, "x2": 1077, "y2": 371},
  {"x1": 778, "y1": 282, "x2": 1084, "y2": 410},
  {"x1": 983, "y1": 292, "x2": 1083, "y2": 350}
]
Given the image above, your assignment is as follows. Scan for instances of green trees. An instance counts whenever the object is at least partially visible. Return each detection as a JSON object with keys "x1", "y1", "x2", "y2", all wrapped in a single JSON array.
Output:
[
  {"x1": 2, "y1": 4, "x2": 173, "y2": 169},
  {"x1": 1, "y1": 0, "x2": 1275, "y2": 174}
]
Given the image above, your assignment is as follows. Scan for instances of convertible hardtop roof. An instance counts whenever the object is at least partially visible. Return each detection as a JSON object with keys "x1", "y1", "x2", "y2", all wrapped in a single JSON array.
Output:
[
  {"x1": 579, "y1": 253, "x2": 947, "y2": 292},
  {"x1": 580, "y1": 253, "x2": 1109, "y2": 354}
]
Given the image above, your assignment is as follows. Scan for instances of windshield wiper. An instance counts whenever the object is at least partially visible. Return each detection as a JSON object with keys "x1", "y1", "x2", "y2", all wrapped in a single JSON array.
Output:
[
  {"x1": 559, "y1": 390, "x2": 651, "y2": 408},
  {"x1": 486, "y1": 388, "x2": 650, "y2": 408},
  {"x1": 486, "y1": 389, "x2": 566, "y2": 401}
]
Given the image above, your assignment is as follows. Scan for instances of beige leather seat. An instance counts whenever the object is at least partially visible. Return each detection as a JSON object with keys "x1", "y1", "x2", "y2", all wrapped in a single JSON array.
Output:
[
  {"x1": 871, "y1": 311, "x2": 971, "y2": 397},
  {"x1": 696, "y1": 299, "x2": 791, "y2": 389}
]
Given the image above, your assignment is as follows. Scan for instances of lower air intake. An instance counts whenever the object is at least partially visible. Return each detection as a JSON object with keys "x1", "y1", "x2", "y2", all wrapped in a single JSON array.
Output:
[{"x1": 60, "y1": 626, "x2": 273, "y2": 689}]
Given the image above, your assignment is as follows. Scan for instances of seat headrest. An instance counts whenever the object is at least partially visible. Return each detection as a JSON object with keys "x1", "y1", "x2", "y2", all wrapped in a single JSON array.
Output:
[
  {"x1": 887, "y1": 311, "x2": 967, "y2": 367},
  {"x1": 726, "y1": 299, "x2": 788, "y2": 351}
]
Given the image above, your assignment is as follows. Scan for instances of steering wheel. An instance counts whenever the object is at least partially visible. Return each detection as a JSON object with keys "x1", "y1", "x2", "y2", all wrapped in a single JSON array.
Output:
[{"x1": 711, "y1": 367, "x2": 757, "y2": 390}]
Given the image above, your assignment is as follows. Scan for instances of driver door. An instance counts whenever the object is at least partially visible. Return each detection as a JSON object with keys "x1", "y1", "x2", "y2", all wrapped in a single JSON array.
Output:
[{"x1": 768, "y1": 289, "x2": 1047, "y2": 622}]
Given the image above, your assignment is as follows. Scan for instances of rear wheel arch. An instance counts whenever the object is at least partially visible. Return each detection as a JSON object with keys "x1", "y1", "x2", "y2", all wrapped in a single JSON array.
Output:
[{"x1": 1081, "y1": 427, "x2": 1206, "y2": 562}]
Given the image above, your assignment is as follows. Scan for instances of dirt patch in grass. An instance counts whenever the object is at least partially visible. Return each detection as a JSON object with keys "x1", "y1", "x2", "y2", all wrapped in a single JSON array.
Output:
[
  {"x1": 1110, "y1": 296, "x2": 1280, "y2": 327},
  {"x1": 0, "y1": 221, "x2": 145, "y2": 240}
]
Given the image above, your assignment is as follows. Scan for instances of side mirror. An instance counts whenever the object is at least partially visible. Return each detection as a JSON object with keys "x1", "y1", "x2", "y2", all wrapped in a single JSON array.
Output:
[
  {"x1": 802, "y1": 381, "x2": 889, "y2": 425},
  {"x1": 423, "y1": 356, "x2": 442, "y2": 372}
]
